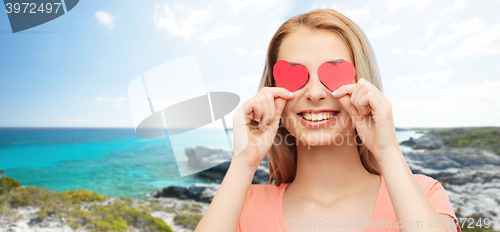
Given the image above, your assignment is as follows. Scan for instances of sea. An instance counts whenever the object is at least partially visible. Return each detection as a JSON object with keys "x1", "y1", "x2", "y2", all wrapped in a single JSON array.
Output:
[{"x1": 0, "y1": 128, "x2": 423, "y2": 199}]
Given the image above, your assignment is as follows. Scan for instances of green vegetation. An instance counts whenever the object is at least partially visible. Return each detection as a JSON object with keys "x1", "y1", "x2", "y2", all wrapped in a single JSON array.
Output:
[
  {"x1": 0, "y1": 176, "x2": 21, "y2": 195},
  {"x1": 87, "y1": 201, "x2": 172, "y2": 232},
  {"x1": 64, "y1": 189, "x2": 108, "y2": 203},
  {"x1": 402, "y1": 127, "x2": 500, "y2": 155},
  {"x1": 173, "y1": 214, "x2": 203, "y2": 230},
  {"x1": 0, "y1": 173, "x2": 174, "y2": 232}
]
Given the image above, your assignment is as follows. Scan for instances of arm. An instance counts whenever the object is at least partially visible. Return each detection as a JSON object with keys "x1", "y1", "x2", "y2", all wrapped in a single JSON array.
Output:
[
  {"x1": 378, "y1": 148, "x2": 458, "y2": 232},
  {"x1": 194, "y1": 154, "x2": 257, "y2": 232},
  {"x1": 332, "y1": 79, "x2": 458, "y2": 232},
  {"x1": 194, "y1": 87, "x2": 294, "y2": 232}
]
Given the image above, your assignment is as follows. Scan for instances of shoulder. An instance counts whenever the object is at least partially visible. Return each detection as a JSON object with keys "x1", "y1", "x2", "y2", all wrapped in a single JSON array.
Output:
[
  {"x1": 240, "y1": 183, "x2": 286, "y2": 219},
  {"x1": 239, "y1": 183, "x2": 288, "y2": 230},
  {"x1": 241, "y1": 183, "x2": 287, "y2": 211},
  {"x1": 412, "y1": 173, "x2": 445, "y2": 196},
  {"x1": 245, "y1": 183, "x2": 285, "y2": 203}
]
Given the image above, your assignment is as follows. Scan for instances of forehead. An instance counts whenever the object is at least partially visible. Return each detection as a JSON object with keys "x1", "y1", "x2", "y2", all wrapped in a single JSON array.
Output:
[{"x1": 277, "y1": 27, "x2": 353, "y2": 66}]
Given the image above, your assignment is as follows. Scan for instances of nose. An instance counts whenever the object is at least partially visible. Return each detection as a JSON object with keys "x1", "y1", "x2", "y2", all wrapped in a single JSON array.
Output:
[{"x1": 304, "y1": 71, "x2": 328, "y2": 103}]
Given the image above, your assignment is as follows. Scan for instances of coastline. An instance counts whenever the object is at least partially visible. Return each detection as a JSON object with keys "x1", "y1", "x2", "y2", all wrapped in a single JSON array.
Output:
[{"x1": 1, "y1": 127, "x2": 499, "y2": 231}]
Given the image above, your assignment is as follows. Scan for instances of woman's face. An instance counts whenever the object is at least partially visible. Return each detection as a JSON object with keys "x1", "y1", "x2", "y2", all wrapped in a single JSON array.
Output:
[{"x1": 278, "y1": 27, "x2": 357, "y2": 146}]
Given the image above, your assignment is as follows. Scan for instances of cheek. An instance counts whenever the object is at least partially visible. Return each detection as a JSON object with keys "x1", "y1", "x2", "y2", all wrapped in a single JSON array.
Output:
[{"x1": 281, "y1": 110, "x2": 301, "y2": 137}]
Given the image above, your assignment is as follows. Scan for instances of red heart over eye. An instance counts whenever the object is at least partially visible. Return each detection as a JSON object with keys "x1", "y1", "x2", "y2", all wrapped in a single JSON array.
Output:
[
  {"x1": 318, "y1": 62, "x2": 356, "y2": 92},
  {"x1": 273, "y1": 60, "x2": 309, "y2": 92}
]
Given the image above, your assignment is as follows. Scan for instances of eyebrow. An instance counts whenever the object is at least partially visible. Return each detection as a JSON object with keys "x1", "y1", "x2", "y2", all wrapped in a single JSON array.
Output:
[{"x1": 289, "y1": 59, "x2": 347, "y2": 67}]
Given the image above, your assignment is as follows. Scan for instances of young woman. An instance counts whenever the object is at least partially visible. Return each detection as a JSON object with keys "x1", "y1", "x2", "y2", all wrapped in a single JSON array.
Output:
[{"x1": 195, "y1": 9, "x2": 460, "y2": 232}]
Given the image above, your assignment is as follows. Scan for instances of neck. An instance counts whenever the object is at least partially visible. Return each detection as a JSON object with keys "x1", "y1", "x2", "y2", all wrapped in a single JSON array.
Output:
[{"x1": 288, "y1": 131, "x2": 377, "y2": 205}]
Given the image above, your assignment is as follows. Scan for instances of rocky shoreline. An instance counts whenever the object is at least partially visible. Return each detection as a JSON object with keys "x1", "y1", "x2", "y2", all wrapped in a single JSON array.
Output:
[
  {"x1": 150, "y1": 131, "x2": 500, "y2": 231},
  {"x1": 0, "y1": 195, "x2": 210, "y2": 232},
  {"x1": 399, "y1": 131, "x2": 500, "y2": 230},
  {"x1": 2, "y1": 130, "x2": 499, "y2": 232}
]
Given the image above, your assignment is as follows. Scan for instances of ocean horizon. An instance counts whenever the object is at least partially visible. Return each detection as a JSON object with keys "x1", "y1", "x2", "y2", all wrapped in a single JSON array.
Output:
[{"x1": 0, "y1": 127, "x2": 423, "y2": 199}]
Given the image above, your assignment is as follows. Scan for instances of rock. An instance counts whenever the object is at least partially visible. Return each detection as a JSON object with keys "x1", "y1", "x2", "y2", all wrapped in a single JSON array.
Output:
[
  {"x1": 152, "y1": 184, "x2": 220, "y2": 203},
  {"x1": 399, "y1": 132, "x2": 444, "y2": 150},
  {"x1": 153, "y1": 161, "x2": 271, "y2": 203},
  {"x1": 452, "y1": 128, "x2": 466, "y2": 133},
  {"x1": 152, "y1": 162, "x2": 272, "y2": 203},
  {"x1": 402, "y1": 147, "x2": 500, "y2": 222},
  {"x1": 468, "y1": 141, "x2": 484, "y2": 148},
  {"x1": 196, "y1": 160, "x2": 270, "y2": 185}
]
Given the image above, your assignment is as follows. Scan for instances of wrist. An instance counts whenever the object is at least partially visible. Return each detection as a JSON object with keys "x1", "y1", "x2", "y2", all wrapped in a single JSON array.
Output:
[
  {"x1": 231, "y1": 149, "x2": 261, "y2": 171},
  {"x1": 375, "y1": 146, "x2": 404, "y2": 166},
  {"x1": 229, "y1": 154, "x2": 259, "y2": 178}
]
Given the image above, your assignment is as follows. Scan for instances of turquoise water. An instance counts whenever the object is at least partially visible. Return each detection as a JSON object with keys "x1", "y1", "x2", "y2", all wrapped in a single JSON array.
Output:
[
  {"x1": 0, "y1": 128, "x2": 422, "y2": 198},
  {"x1": 0, "y1": 128, "x2": 214, "y2": 198}
]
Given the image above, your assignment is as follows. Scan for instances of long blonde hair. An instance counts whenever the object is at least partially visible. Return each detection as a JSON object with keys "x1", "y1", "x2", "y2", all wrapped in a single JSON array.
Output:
[{"x1": 258, "y1": 8, "x2": 383, "y2": 186}]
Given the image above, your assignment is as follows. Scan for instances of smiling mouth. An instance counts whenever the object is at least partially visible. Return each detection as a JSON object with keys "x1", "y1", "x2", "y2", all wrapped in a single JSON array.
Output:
[{"x1": 297, "y1": 111, "x2": 340, "y2": 122}]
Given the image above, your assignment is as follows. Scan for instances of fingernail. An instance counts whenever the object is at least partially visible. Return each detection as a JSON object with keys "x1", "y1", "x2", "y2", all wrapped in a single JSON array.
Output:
[
  {"x1": 263, "y1": 125, "x2": 267, "y2": 131},
  {"x1": 332, "y1": 90, "x2": 338, "y2": 95},
  {"x1": 288, "y1": 91, "x2": 294, "y2": 95}
]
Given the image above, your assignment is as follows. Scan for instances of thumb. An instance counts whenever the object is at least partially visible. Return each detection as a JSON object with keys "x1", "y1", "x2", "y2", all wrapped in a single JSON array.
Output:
[{"x1": 337, "y1": 95, "x2": 362, "y2": 124}]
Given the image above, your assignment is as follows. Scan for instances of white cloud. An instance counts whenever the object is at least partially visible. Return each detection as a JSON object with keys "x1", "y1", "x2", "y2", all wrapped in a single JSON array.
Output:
[
  {"x1": 400, "y1": 17, "x2": 487, "y2": 58},
  {"x1": 440, "y1": 0, "x2": 466, "y2": 15},
  {"x1": 434, "y1": 23, "x2": 500, "y2": 64},
  {"x1": 311, "y1": 3, "x2": 328, "y2": 10},
  {"x1": 95, "y1": 97, "x2": 127, "y2": 107},
  {"x1": 387, "y1": 70, "x2": 453, "y2": 89},
  {"x1": 153, "y1": 3, "x2": 213, "y2": 40},
  {"x1": 95, "y1": 97, "x2": 126, "y2": 102},
  {"x1": 344, "y1": 4, "x2": 370, "y2": 22},
  {"x1": 392, "y1": 47, "x2": 404, "y2": 55},
  {"x1": 383, "y1": 0, "x2": 436, "y2": 14},
  {"x1": 201, "y1": 23, "x2": 244, "y2": 44},
  {"x1": 367, "y1": 23, "x2": 401, "y2": 39},
  {"x1": 235, "y1": 47, "x2": 247, "y2": 55},
  {"x1": 95, "y1": 11, "x2": 117, "y2": 29},
  {"x1": 393, "y1": 80, "x2": 500, "y2": 127},
  {"x1": 226, "y1": 0, "x2": 282, "y2": 14},
  {"x1": 235, "y1": 47, "x2": 266, "y2": 56},
  {"x1": 432, "y1": 17, "x2": 487, "y2": 48},
  {"x1": 408, "y1": 49, "x2": 427, "y2": 56}
]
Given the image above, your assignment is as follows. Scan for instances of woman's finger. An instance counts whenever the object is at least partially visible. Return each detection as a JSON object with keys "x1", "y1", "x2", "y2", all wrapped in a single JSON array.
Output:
[
  {"x1": 264, "y1": 92, "x2": 276, "y2": 129},
  {"x1": 358, "y1": 91, "x2": 384, "y2": 117},
  {"x1": 242, "y1": 98, "x2": 264, "y2": 125},
  {"x1": 261, "y1": 87, "x2": 295, "y2": 100},
  {"x1": 353, "y1": 86, "x2": 369, "y2": 116},
  {"x1": 356, "y1": 91, "x2": 372, "y2": 116},
  {"x1": 257, "y1": 95, "x2": 271, "y2": 131},
  {"x1": 336, "y1": 94, "x2": 361, "y2": 123},
  {"x1": 331, "y1": 83, "x2": 356, "y2": 98}
]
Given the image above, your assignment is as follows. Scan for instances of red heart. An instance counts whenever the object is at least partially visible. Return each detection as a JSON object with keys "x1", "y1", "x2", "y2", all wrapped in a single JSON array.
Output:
[
  {"x1": 318, "y1": 62, "x2": 356, "y2": 92},
  {"x1": 273, "y1": 60, "x2": 309, "y2": 92}
]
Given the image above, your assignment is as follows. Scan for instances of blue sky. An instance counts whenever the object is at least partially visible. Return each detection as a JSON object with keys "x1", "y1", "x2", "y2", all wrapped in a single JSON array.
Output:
[{"x1": 1, "y1": 0, "x2": 499, "y2": 128}]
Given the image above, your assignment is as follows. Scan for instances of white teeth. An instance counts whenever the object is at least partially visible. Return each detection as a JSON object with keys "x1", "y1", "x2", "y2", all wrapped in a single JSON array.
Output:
[{"x1": 301, "y1": 112, "x2": 336, "y2": 121}]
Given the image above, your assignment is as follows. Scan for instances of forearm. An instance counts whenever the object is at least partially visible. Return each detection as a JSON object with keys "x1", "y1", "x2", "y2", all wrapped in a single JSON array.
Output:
[
  {"x1": 194, "y1": 154, "x2": 256, "y2": 232},
  {"x1": 378, "y1": 148, "x2": 453, "y2": 232}
]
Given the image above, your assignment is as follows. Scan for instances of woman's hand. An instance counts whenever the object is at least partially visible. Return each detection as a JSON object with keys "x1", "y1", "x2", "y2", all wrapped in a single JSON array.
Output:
[
  {"x1": 331, "y1": 78, "x2": 401, "y2": 164},
  {"x1": 232, "y1": 87, "x2": 294, "y2": 170}
]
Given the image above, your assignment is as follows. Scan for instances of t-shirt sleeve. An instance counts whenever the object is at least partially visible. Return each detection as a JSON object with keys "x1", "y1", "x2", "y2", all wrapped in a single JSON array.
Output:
[{"x1": 422, "y1": 175, "x2": 461, "y2": 232}]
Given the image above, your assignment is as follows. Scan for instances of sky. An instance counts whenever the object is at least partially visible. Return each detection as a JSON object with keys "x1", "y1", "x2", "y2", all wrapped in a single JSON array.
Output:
[{"x1": 0, "y1": 0, "x2": 499, "y2": 128}]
